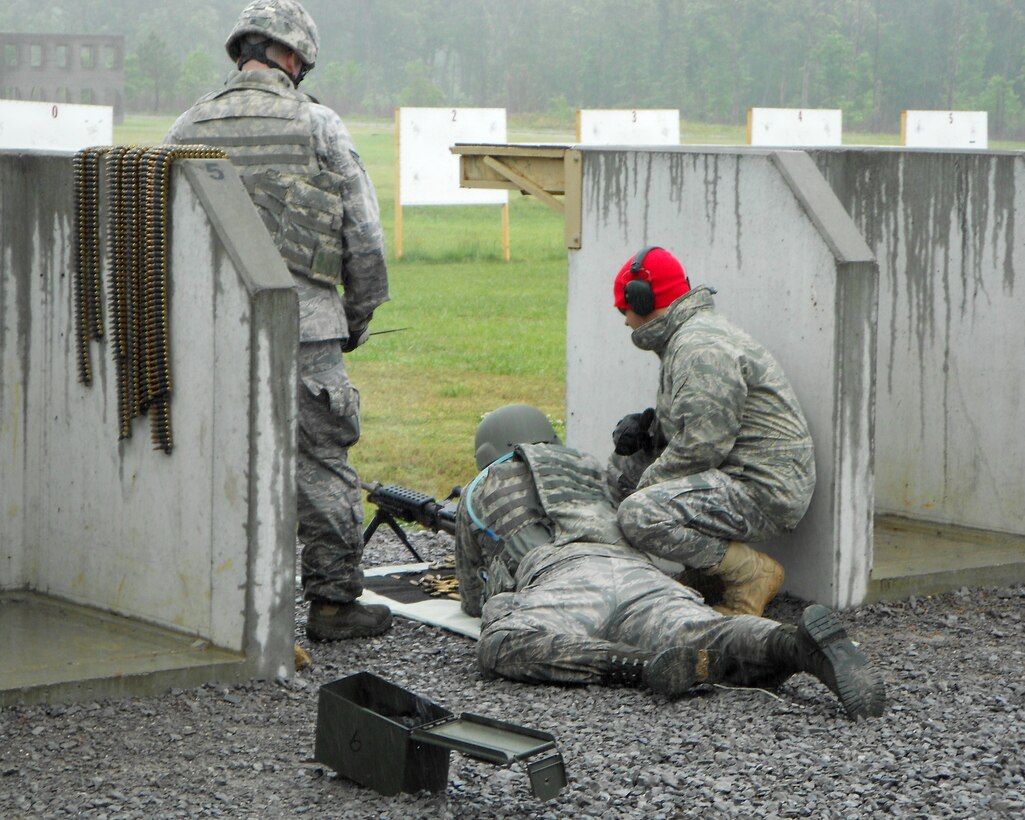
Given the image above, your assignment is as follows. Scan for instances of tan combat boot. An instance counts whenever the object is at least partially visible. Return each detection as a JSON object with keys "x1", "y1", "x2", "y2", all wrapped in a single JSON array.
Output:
[{"x1": 707, "y1": 541, "x2": 785, "y2": 617}]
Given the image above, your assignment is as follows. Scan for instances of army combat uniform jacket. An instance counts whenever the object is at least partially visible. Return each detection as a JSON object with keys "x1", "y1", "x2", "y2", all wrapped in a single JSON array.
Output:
[
  {"x1": 613, "y1": 287, "x2": 816, "y2": 570},
  {"x1": 166, "y1": 68, "x2": 388, "y2": 342}
]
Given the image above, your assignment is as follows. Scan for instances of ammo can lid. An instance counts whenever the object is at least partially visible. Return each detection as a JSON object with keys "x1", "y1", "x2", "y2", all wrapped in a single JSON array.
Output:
[
  {"x1": 410, "y1": 712, "x2": 556, "y2": 764},
  {"x1": 411, "y1": 712, "x2": 566, "y2": 801}
]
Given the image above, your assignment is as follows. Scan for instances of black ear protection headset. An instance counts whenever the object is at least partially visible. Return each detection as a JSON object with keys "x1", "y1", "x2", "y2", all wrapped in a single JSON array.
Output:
[{"x1": 623, "y1": 245, "x2": 662, "y2": 316}]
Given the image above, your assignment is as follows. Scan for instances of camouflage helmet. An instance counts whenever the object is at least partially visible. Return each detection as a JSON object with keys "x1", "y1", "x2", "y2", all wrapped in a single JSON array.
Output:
[
  {"x1": 226, "y1": 0, "x2": 319, "y2": 72},
  {"x1": 474, "y1": 404, "x2": 561, "y2": 470}
]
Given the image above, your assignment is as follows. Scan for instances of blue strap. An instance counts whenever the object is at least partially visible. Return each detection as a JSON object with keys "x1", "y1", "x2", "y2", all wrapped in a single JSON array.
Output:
[{"x1": 463, "y1": 452, "x2": 515, "y2": 542}]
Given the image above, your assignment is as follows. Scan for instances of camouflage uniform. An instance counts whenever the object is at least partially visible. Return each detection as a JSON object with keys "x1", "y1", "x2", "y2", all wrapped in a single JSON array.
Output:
[
  {"x1": 456, "y1": 443, "x2": 794, "y2": 688},
  {"x1": 612, "y1": 287, "x2": 815, "y2": 570},
  {"x1": 167, "y1": 68, "x2": 388, "y2": 604}
]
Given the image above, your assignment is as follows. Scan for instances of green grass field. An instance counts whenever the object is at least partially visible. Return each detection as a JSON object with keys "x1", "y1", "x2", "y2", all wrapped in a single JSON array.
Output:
[
  {"x1": 117, "y1": 113, "x2": 1024, "y2": 503},
  {"x1": 120, "y1": 115, "x2": 566, "y2": 499}
]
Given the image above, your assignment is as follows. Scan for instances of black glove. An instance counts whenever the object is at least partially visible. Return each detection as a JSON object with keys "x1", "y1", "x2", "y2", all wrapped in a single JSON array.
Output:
[
  {"x1": 612, "y1": 407, "x2": 657, "y2": 455},
  {"x1": 341, "y1": 324, "x2": 369, "y2": 353}
]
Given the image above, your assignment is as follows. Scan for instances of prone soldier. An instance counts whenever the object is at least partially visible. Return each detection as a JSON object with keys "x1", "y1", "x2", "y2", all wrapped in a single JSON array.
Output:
[{"x1": 456, "y1": 404, "x2": 884, "y2": 720}]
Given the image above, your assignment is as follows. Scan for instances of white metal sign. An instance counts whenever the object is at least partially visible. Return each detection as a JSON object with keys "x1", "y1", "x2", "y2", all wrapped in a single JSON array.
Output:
[
  {"x1": 0, "y1": 99, "x2": 113, "y2": 151},
  {"x1": 902, "y1": 110, "x2": 988, "y2": 149},
  {"x1": 398, "y1": 107, "x2": 508, "y2": 206},
  {"x1": 576, "y1": 109, "x2": 679, "y2": 145},
  {"x1": 747, "y1": 107, "x2": 842, "y2": 147}
]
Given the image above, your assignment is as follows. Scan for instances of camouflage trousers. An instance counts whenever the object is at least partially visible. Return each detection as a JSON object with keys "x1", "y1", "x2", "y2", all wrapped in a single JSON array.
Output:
[
  {"x1": 610, "y1": 454, "x2": 783, "y2": 570},
  {"x1": 478, "y1": 544, "x2": 786, "y2": 688},
  {"x1": 297, "y1": 340, "x2": 365, "y2": 603}
]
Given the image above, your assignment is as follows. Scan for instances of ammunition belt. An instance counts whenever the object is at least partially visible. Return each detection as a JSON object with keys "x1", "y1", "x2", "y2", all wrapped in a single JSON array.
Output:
[
  {"x1": 73, "y1": 144, "x2": 226, "y2": 454},
  {"x1": 73, "y1": 146, "x2": 110, "y2": 385}
]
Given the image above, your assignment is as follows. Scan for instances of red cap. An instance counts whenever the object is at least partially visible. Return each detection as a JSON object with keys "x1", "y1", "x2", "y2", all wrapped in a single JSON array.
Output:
[{"x1": 613, "y1": 247, "x2": 690, "y2": 312}]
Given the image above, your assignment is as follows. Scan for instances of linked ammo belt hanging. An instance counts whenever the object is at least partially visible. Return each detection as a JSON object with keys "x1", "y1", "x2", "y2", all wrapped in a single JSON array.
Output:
[{"x1": 72, "y1": 144, "x2": 227, "y2": 454}]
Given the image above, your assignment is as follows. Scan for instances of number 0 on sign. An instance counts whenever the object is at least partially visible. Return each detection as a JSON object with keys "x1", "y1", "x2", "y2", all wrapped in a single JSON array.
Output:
[{"x1": 0, "y1": 99, "x2": 113, "y2": 150}]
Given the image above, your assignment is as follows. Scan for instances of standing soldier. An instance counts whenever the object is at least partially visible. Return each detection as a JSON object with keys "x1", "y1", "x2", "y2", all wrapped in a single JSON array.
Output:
[{"x1": 167, "y1": 0, "x2": 391, "y2": 639}]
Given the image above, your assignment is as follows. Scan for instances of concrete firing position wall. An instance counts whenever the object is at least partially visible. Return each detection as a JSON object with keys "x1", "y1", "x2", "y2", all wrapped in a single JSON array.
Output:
[
  {"x1": 0, "y1": 152, "x2": 298, "y2": 680},
  {"x1": 812, "y1": 150, "x2": 1025, "y2": 539},
  {"x1": 566, "y1": 148, "x2": 877, "y2": 608}
]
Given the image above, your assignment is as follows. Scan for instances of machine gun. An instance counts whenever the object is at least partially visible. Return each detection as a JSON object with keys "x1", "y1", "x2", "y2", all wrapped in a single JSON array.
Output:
[{"x1": 362, "y1": 482, "x2": 460, "y2": 562}]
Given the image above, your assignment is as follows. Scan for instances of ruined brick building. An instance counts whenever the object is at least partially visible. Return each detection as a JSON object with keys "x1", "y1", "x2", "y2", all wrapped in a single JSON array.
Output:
[{"x1": 1, "y1": 33, "x2": 124, "y2": 120}]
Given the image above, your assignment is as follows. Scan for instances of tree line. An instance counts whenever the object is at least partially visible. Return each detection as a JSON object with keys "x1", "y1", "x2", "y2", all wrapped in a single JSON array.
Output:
[{"x1": 4, "y1": 0, "x2": 1025, "y2": 137}]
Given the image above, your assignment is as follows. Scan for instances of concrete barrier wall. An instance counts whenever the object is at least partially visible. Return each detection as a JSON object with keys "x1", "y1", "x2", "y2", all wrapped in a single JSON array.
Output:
[
  {"x1": 0, "y1": 152, "x2": 297, "y2": 679},
  {"x1": 812, "y1": 150, "x2": 1025, "y2": 538},
  {"x1": 566, "y1": 147, "x2": 877, "y2": 608}
]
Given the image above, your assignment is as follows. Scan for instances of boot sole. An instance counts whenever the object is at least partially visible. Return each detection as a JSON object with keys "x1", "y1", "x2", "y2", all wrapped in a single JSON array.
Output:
[{"x1": 800, "y1": 605, "x2": 885, "y2": 720}]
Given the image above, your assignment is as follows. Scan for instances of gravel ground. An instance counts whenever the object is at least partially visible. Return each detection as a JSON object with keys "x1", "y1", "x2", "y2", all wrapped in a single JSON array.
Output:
[{"x1": 2, "y1": 529, "x2": 1024, "y2": 819}]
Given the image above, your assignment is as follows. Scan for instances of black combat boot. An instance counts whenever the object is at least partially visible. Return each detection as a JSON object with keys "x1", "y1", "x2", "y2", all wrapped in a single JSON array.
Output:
[
  {"x1": 604, "y1": 646, "x2": 710, "y2": 698},
  {"x1": 767, "y1": 605, "x2": 885, "y2": 720},
  {"x1": 306, "y1": 600, "x2": 393, "y2": 641}
]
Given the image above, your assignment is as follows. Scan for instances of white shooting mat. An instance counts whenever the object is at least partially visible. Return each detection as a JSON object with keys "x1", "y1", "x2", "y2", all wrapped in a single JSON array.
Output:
[
  {"x1": 902, "y1": 110, "x2": 988, "y2": 149},
  {"x1": 576, "y1": 109, "x2": 679, "y2": 145},
  {"x1": 0, "y1": 99, "x2": 113, "y2": 151},
  {"x1": 359, "y1": 563, "x2": 481, "y2": 639},
  {"x1": 747, "y1": 107, "x2": 842, "y2": 147},
  {"x1": 397, "y1": 107, "x2": 508, "y2": 206}
]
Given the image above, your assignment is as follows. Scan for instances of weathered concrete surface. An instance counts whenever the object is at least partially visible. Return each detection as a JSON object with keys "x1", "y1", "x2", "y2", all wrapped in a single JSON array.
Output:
[
  {"x1": 867, "y1": 514, "x2": 1025, "y2": 602},
  {"x1": 0, "y1": 591, "x2": 245, "y2": 707},
  {"x1": 565, "y1": 144, "x2": 1025, "y2": 606},
  {"x1": 566, "y1": 147, "x2": 877, "y2": 608},
  {"x1": 810, "y1": 148, "x2": 1025, "y2": 599},
  {"x1": 812, "y1": 150, "x2": 1025, "y2": 538},
  {"x1": 0, "y1": 150, "x2": 298, "y2": 701}
]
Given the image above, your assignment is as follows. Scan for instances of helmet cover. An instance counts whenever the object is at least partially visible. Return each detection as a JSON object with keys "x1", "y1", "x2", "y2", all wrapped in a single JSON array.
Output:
[
  {"x1": 226, "y1": 0, "x2": 319, "y2": 70},
  {"x1": 474, "y1": 404, "x2": 560, "y2": 470}
]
